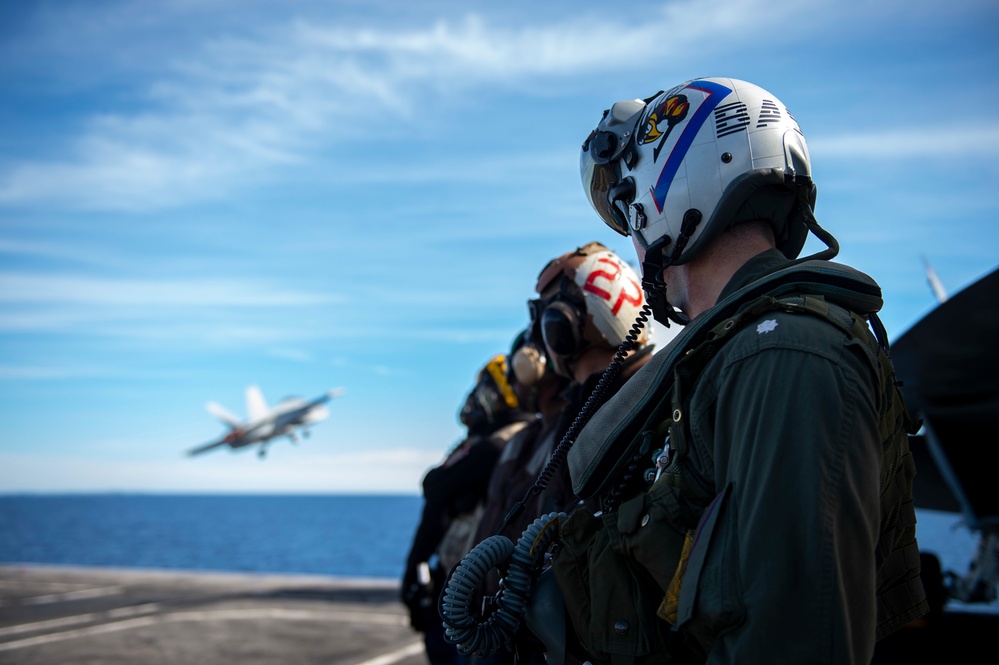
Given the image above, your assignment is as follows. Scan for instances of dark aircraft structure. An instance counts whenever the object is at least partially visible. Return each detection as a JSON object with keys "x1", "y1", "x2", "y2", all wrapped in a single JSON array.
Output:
[{"x1": 873, "y1": 264, "x2": 999, "y2": 662}]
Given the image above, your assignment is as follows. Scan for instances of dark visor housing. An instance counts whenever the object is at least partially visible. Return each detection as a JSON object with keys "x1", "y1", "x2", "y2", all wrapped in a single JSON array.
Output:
[{"x1": 580, "y1": 98, "x2": 647, "y2": 237}]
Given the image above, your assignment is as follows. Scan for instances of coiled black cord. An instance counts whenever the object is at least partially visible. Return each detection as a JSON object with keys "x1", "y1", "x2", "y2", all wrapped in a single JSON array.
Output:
[{"x1": 440, "y1": 512, "x2": 567, "y2": 656}]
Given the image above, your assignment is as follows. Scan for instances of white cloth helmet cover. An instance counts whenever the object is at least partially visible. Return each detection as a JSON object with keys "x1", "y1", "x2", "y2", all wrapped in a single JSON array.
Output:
[{"x1": 532, "y1": 242, "x2": 648, "y2": 377}]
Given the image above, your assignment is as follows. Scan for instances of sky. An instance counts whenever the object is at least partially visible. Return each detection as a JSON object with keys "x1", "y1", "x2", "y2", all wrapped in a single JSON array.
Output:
[{"x1": 1, "y1": 0, "x2": 997, "y2": 495}]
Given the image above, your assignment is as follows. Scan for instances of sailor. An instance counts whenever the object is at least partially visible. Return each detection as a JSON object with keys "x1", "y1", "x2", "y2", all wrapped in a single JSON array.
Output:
[
  {"x1": 537, "y1": 76, "x2": 930, "y2": 664},
  {"x1": 402, "y1": 353, "x2": 535, "y2": 665},
  {"x1": 452, "y1": 241, "x2": 656, "y2": 665}
]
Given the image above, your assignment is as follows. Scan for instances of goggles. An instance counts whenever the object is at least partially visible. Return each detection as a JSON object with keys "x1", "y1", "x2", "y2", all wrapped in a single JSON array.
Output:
[
  {"x1": 523, "y1": 299, "x2": 585, "y2": 380},
  {"x1": 580, "y1": 98, "x2": 647, "y2": 237},
  {"x1": 540, "y1": 301, "x2": 583, "y2": 357},
  {"x1": 527, "y1": 276, "x2": 588, "y2": 368}
]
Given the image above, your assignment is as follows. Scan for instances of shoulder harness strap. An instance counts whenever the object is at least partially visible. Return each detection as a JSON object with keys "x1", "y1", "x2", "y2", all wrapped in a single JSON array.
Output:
[{"x1": 570, "y1": 260, "x2": 889, "y2": 500}]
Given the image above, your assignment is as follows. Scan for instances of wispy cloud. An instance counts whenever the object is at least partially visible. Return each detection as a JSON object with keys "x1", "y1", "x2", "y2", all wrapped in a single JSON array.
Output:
[
  {"x1": 0, "y1": 273, "x2": 350, "y2": 346},
  {"x1": 810, "y1": 126, "x2": 999, "y2": 159},
  {"x1": 0, "y1": 364, "x2": 194, "y2": 380},
  {"x1": 0, "y1": 365, "x2": 114, "y2": 379},
  {"x1": 266, "y1": 347, "x2": 314, "y2": 363},
  {"x1": 0, "y1": 447, "x2": 442, "y2": 493},
  {"x1": 0, "y1": 0, "x2": 815, "y2": 211},
  {"x1": 0, "y1": 273, "x2": 342, "y2": 306}
]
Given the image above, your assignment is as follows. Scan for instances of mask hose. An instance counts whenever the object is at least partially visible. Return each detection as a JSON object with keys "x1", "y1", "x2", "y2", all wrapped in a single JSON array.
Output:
[{"x1": 440, "y1": 511, "x2": 567, "y2": 657}]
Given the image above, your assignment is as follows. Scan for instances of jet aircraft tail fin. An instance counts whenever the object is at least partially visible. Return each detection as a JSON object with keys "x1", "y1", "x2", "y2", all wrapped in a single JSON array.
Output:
[
  {"x1": 246, "y1": 384, "x2": 269, "y2": 422},
  {"x1": 206, "y1": 401, "x2": 242, "y2": 428}
]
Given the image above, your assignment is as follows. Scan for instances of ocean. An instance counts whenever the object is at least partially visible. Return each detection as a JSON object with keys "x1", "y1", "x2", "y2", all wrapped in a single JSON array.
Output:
[
  {"x1": 0, "y1": 494, "x2": 423, "y2": 580},
  {"x1": 0, "y1": 494, "x2": 994, "y2": 611}
]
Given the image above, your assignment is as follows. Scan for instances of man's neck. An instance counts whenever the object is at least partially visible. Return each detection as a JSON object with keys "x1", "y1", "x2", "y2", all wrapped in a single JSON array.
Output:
[{"x1": 683, "y1": 225, "x2": 776, "y2": 319}]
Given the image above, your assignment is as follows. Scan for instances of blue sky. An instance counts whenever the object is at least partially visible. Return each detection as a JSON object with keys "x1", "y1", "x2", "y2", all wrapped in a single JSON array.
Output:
[{"x1": 1, "y1": 0, "x2": 997, "y2": 494}]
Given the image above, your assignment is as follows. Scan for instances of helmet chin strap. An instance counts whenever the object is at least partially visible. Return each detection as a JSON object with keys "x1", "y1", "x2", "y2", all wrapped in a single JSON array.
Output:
[
  {"x1": 640, "y1": 253, "x2": 688, "y2": 328},
  {"x1": 639, "y1": 209, "x2": 701, "y2": 327}
]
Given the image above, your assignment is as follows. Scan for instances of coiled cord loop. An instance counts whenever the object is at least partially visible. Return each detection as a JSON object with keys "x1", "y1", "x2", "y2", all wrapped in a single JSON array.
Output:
[{"x1": 441, "y1": 512, "x2": 567, "y2": 656}]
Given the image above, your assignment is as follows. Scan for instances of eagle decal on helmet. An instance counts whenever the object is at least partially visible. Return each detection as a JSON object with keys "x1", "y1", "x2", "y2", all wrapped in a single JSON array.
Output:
[
  {"x1": 647, "y1": 79, "x2": 732, "y2": 213},
  {"x1": 638, "y1": 94, "x2": 690, "y2": 162}
]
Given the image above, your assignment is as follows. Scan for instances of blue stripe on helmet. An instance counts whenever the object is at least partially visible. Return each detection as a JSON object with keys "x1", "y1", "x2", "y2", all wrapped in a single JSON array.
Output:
[{"x1": 651, "y1": 79, "x2": 733, "y2": 212}]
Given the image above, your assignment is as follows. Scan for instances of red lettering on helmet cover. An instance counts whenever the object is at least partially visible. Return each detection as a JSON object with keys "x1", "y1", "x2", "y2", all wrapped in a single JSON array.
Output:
[
  {"x1": 583, "y1": 257, "x2": 643, "y2": 315},
  {"x1": 611, "y1": 278, "x2": 643, "y2": 314},
  {"x1": 582, "y1": 257, "x2": 619, "y2": 300}
]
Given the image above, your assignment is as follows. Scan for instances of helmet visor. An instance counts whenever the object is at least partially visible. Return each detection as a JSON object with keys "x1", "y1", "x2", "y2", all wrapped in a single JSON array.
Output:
[
  {"x1": 580, "y1": 99, "x2": 648, "y2": 237},
  {"x1": 580, "y1": 155, "x2": 630, "y2": 236}
]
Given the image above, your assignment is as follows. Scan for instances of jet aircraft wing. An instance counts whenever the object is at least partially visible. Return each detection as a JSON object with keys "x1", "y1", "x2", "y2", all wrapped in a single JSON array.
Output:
[
  {"x1": 309, "y1": 388, "x2": 345, "y2": 406},
  {"x1": 186, "y1": 437, "x2": 231, "y2": 457},
  {"x1": 272, "y1": 388, "x2": 343, "y2": 429}
]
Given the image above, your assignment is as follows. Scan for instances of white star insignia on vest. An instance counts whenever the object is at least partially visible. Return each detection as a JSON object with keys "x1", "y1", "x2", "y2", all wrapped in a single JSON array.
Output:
[{"x1": 757, "y1": 319, "x2": 778, "y2": 334}]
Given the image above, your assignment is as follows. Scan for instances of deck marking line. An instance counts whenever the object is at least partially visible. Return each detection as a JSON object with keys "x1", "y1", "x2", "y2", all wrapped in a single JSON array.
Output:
[
  {"x1": 0, "y1": 604, "x2": 161, "y2": 638},
  {"x1": 0, "y1": 613, "x2": 102, "y2": 638},
  {"x1": 0, "y1": 616, "x2": 161, "y2": 652},
  {"x1": 0, "y1": 606, "x2": 407, "y2": 652},
  {"x1": 25, "y1": 586, "x2": 123, "y2": 605},
  {"x1": 352, "y1": 641, "x2": 425, "y2": 665}
]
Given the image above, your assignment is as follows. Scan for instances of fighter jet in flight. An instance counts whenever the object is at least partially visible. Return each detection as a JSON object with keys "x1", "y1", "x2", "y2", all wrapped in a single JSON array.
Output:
[{"x1": 187, "y1": 385, "x2": 345, "y2": 458}]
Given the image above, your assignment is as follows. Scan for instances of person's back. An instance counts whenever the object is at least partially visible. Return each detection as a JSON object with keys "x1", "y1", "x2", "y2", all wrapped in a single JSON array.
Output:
[
  {"x1": 474, "y1": 377, "x2": 566, "y2": 548},
  {"x1": 402, "y1": 354, "x2": 534, "y2": 665}
]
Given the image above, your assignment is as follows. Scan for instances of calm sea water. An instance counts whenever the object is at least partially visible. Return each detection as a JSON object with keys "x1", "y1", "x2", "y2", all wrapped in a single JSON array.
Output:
[
  {"x1": 0, "y1": 494, "x2": 423, "y2": 580},
  {"x1": 0, "y1": 494, "x2": 993, "y2": 607}
]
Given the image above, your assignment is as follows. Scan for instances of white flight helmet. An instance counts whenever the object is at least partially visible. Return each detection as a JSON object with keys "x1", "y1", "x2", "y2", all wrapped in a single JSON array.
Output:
[{"x1": 580, "y1": 77, "x2": 837, "y2": 324}]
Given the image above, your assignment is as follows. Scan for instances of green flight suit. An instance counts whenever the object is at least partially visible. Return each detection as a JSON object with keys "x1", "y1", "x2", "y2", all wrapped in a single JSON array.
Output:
[{"x1": 554, "y1": 249, "x2": 928, "y2": 665}]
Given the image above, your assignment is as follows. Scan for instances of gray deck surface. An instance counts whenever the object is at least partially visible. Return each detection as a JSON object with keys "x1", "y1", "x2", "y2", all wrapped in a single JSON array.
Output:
[{"x1": 0, "y1": 564, "x2": 429, "y2": 665}]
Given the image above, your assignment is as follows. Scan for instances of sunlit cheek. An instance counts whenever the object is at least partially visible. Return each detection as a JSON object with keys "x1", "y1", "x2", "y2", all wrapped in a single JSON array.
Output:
[{"x1": 630, "y1": 234, "x2": 646, "y2": 265}]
